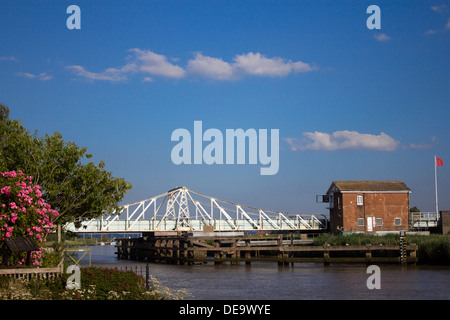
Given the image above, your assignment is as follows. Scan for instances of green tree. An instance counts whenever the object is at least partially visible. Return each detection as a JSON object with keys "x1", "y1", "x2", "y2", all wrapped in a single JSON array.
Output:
[{"x1": 0, "y1": 104, "x2": 132, "y2": 227}]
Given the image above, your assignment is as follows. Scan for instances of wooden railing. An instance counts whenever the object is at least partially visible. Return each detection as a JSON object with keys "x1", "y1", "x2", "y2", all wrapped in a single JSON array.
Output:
[{"x1": 0, "y1": 261, "x2": 64, "y2": 280}]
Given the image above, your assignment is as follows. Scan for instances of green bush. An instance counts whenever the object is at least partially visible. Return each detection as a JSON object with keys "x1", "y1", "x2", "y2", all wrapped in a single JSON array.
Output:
[
  {"x1": 76, "y1": 267, "x2": 189, "y2": 300},
  {"x1": 0, "y1": 267, "x2": 190, "y2": 300},
  {"x1": 81, "y1": 267, "x2": 147, "y2": 300},
  {"x1": 312, "y1": 233, "x2": 399, "y2": 246},
  {"x1": 409, "y1": 235, "x2": 450, "y2": 265}
]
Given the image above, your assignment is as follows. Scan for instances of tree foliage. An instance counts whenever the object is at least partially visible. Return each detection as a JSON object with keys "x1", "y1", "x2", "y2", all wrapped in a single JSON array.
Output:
[{"x1": 0, "y1": 104, "x2": 132, "y2": 226}]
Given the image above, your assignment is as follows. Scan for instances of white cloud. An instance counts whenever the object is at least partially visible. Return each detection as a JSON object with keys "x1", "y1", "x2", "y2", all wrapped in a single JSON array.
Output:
[
  {"x1": 285, "y1": 130, "x2": 400, "y2": 151},
  {"x1": 233, "y1": 52, "x2": 314, "y2": 77},
  {"x1": 431, "y1": 5, "x2": 447, "y2": 13},
  {"x1": 187, "y1": 52, "x2": 234, "y2": 80},
  {"x1": 16, "y1": 72, "x2": 52, "y2": 81},
  {"x1": 127, "y1": 48, "x2": 186, "y2": 78},
  {"x1": 425, "y1": 29, "x2": 438, "y2": 35},
  {"x1": 66, "y1": 49, "x2": 315, "y2": 82},
  {"x1": 374, "y1": 33, "x2": 391, "y2": 42},
  {"x1": 0, "y1": 56, "x2": 18, "y2": 62},
  {"x1": 426, "y1": 6, "x2": 450, "y2": 34},
  {"x1": 424, "y1": 17, "x2": 450, "y2": 35},
  {"x1": 402, "y1": 136, "x2": 438, "y2": 150},
  {"x1": 66, "y1": 49, "x2": 185, "y2": 82},
  {"x1": 66, "y1": 65, "x2": 126, "y2": 81},
  {"x1": 402, "y1": 143, "x2": 432, "y2": 150},
  {"x1": 186, "y1": 51, "x2": 315, "y2": 80}
]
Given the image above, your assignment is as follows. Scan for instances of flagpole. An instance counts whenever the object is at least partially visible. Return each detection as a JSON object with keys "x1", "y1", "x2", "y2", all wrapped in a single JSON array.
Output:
[{"x1": 435, "y1": 155, "x2": 439, "y2": 220}]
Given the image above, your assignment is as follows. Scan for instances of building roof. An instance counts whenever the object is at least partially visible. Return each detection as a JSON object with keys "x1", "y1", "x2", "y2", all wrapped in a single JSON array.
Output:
[
  {"x1": 1, "y1": 237, "x2": 40, "y2": 253},
  {"x1": 327, "y1": 181, "x2": 411, "y2": 194}
]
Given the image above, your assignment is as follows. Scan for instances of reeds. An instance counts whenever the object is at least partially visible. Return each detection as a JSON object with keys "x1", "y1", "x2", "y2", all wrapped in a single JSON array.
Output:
[{"x1": 312, "y1": 233, "x2": 450, "y2": 264}]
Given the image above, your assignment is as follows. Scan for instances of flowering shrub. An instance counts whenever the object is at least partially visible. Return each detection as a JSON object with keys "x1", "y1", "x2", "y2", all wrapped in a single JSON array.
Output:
[
  {"x1": 81, "y1": 267, "x2": 150, "y2": 300},
  {"x1": 0, "y1": 170, "x2": 59, "y2": 267},
  {"x1": 0, "y1": 267, "x2": 190, "y2": 300},
  {"x1": 78, "y1": 267, "x2": 190, "y2": 300}
]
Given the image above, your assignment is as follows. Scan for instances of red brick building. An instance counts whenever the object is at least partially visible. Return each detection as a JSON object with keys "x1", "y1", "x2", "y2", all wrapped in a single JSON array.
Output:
[{"x1": 325, "y1": 181, "x2": 411, "y2": 233}]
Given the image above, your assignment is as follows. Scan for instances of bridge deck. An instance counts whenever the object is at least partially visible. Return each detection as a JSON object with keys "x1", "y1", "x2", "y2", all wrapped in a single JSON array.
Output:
[
  {"x1": 64, "y1": 187, "x2": 328, "y2": 233},
  {"x1": 65, "y1": 217, "x2": 327, "y2": 233}
]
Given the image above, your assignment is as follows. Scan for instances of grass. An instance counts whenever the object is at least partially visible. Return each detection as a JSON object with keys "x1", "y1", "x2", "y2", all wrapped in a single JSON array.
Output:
[{"x1": 0, "y1": 267, "x2": 190, "y2": 300}]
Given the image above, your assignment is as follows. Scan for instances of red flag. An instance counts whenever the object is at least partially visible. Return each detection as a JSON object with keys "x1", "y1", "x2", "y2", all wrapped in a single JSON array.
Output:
[{"x1": 436, "y1": 157, "x2": 444, "y2": 167}]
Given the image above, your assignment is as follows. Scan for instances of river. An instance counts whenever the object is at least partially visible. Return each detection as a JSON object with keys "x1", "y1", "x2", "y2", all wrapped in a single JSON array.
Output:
[{"x1": 77, "y1": 245, "x2": 450, "y2": 300}]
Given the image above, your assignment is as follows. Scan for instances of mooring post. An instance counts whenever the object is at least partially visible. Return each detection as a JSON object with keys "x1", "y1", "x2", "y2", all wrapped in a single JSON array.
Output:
[
  {"x1": 410, "y1": 243, "x2": 418, "y2": 264},
  {"x1": 277, "y1": 234, "x2": 283, "y2": 246},
  {"x1": 323, "y1": 244, "x2": 330, "y2": 266},
  {"x1": 244, "y1": 238, "x2": 251, "y2": 266},
  {"x1": 230, "y1": 239, "x2": 238, "y2": 265},
  {"x1": 365, "y1": 244, "x2": 372, "y2": 264},
  {"x1": 214, "y1": 240, "x2": 222, "y2": 265},
  {"x1": 145, "y1": 264, "x2": 150, "y2": 290}
]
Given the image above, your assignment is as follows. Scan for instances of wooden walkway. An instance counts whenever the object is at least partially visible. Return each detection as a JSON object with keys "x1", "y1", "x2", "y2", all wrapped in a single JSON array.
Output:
[{"x1": 116, "y1": 232, "x2": 418, "y2": 265}]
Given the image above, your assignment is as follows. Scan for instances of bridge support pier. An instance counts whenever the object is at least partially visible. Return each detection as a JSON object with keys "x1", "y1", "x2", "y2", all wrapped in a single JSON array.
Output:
[{"x1": 115, "y1": 232, "x2": 418, "y2": 266}]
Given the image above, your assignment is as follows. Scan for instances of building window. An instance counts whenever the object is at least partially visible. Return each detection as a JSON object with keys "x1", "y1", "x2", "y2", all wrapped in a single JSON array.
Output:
[
  {"x1": 358, "y1": 218, "x2": 364, "y2": 226},
  {"x1": 376, "y1": 218, "x2": 383, "y2": 227},
  {"x1": 395, "y1": 218, "x2": 401, "y2": 226},
  {"x1": 356, "y1": 195, "x2": 363, "y2": 206}
]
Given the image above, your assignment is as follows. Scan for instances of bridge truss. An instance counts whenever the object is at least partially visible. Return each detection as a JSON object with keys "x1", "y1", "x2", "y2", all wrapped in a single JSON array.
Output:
[{"x1": 65, "y1": 187, "x2": 327, "y2": 233}]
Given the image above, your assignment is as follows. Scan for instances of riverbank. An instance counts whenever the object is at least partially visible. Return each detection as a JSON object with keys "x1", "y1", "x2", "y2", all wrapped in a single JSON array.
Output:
[
  {"x1": 0, "y1": 265, "x2": 189, "y2": 300},
  {"x1": 311, "y1": 233, "x2": 450, "y2": 265},
  {"x1": 82, "y1": 246, "x2": 450, "y2": 300},
  {"x1": 50, "y1": 233, "x2": 450, "y2": 265}
]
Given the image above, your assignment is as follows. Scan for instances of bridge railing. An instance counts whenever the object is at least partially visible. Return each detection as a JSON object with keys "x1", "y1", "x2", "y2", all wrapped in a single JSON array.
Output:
[
  {"x1": 64, "y1": 187, "x2": 328, "y2": 233},
  {"x1": 65, "y1": 216, "x2": 327, "y2": 232},
  {"x1": 410, "y1": 212, "x2": 439, "y2": 229}
]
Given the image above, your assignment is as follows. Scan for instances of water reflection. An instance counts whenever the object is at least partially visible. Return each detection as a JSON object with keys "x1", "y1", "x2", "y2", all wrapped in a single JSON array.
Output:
[{"x1": 76, "y1": 245, "x2": 450, "y2": 300}]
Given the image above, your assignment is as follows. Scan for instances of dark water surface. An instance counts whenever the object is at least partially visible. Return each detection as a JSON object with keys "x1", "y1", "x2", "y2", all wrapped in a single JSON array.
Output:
[{"x1": 78, "y1": 245, "x2": 450, "y2": 300}]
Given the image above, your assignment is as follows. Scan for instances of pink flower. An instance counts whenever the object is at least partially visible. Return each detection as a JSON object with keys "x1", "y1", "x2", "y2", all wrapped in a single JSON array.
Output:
[
  {"x1": 1, "y1": 186, "x2": 12, "y2": 196},
  {"x1": 1, "y1": 170, "x2": 59, "y2": 257}
]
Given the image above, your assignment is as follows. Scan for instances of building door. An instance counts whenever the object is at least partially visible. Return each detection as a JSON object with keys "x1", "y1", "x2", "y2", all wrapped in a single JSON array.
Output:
[{"x1": 367, "y1": 216, "x2": 375, "y2": 232}]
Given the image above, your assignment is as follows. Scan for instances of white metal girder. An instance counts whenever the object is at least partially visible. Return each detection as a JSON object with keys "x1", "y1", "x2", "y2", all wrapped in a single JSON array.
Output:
[
  {"x1": 237, "y1": 205, "x2": 259, "y2": 229},
  {"x1": 64, "y1": 187, "x2": 328, "y2": 233},
  {"x1": 212, "y1": 198, "x2": 237, "y2": 230}
]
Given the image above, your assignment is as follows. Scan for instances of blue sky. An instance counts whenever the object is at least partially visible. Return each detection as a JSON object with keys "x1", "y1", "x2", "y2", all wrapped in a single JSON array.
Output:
[{"x1": 0, "y1": 1, "x2": 449, "y2": 216}]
